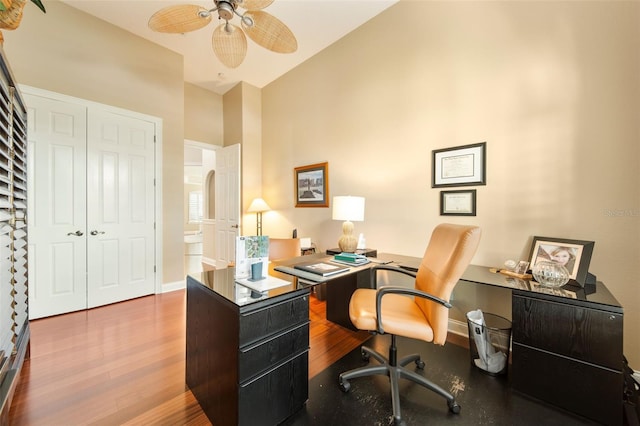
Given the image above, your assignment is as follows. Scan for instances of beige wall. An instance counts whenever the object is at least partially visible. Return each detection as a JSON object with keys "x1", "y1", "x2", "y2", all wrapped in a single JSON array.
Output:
[
  {"x1": 262, "y1": 1, "x2": 640, "y2": 365},
  {"x1": 185, "y1": 82, "x2": 223, "y2": 145},
  {"x1": 4, "y1": 1, "x2": 186, "y2": 285},
  {"x1": 224, "y1": 82, "x2": 264, "y2": 235}
]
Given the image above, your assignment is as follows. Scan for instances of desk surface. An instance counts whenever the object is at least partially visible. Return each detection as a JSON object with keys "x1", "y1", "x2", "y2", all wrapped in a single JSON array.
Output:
[
  {"x1": 188, "y1": 254, "x2": 621, "y2": 312},
  {"x1": 460, "y1": 264, "x2": 622, "y2": 311}
]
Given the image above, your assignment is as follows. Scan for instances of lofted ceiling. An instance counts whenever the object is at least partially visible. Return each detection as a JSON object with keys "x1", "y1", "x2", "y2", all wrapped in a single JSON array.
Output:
[{"x1": 60, "y1": 0, "x2": 398, "y2": 95}]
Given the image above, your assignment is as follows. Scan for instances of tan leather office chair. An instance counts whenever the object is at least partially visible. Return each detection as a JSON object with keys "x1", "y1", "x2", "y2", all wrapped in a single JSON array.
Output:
[
  {"x1": 339, "y1": 223, "x2": 481, "y2": 426},
  {"x1": 268, "y1": 238, "x2": 301, "y2": 261}
]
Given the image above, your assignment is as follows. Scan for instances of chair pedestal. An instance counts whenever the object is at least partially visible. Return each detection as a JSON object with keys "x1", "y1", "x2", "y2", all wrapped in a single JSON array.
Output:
[{"x1": 339, "y1": 335, "x2": 460, "y2": 426}]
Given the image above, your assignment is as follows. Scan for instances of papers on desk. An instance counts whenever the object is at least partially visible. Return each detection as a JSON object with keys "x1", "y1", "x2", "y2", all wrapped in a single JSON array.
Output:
[{"x1": 235, "y1": 275, "x2": 291, "y2": 293}]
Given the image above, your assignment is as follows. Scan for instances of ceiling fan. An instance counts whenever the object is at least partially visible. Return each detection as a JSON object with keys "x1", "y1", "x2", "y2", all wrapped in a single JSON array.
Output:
[{"x1": 148, "y1": 0, "x2": 297, "y2": 69}]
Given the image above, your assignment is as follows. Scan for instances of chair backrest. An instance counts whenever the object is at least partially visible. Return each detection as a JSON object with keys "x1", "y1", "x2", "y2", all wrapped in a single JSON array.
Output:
[
  {"x1": 268, "y1": 238, "x2": 302, "y2": 261},
  {"x1": 415, "y1": 223, "x2": 481, "y2": 345}
]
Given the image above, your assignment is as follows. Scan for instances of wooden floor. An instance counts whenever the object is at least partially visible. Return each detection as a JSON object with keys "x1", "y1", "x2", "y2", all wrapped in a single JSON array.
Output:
[{"x1": 8, "y1": 290, "x2": 370, "y2": 425}]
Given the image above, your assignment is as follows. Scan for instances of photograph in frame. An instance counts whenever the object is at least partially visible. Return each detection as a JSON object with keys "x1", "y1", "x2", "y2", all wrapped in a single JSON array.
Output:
[
  {"x1": 432, "y1": 142, "x2": 486, "y2": 188},
  {"x1": 295, "y1": 162, "x2": 329, "y2": 207},
  {"x1": 527, "y1": 236, "x2": 595, "y2": 286}
]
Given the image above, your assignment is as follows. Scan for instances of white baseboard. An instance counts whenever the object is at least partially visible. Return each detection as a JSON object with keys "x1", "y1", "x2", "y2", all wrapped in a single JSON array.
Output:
[
  {"x1": 161, "y1": 280, "x2": 185, "y2": 293},
  {"x1": 449, "y1": 318, "x2": 469, "y2": 338}
]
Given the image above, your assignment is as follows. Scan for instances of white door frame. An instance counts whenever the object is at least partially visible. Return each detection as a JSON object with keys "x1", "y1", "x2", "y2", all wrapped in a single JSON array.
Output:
[{"x1": 20, "y1": 85, "x2": 164, "y2": 295}]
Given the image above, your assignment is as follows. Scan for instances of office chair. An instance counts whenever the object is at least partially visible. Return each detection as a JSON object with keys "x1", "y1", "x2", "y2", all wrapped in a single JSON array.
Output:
[
  {"x1": 338, "y1": 223, "x2": 481, "y2": 426},
  {"x1": 268, "y1": 238, "x2": 301, "y2": 261}
]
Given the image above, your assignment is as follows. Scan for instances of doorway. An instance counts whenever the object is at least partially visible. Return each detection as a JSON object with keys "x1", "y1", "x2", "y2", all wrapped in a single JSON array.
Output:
[{"x1": 184, "y1": 141, "x2": 216, "y2": 275}]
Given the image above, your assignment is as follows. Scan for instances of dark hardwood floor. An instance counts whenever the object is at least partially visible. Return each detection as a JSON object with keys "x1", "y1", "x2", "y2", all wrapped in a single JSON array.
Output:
[{"x1": 8, "y1": 289, "x2": 370, "y2": 425}]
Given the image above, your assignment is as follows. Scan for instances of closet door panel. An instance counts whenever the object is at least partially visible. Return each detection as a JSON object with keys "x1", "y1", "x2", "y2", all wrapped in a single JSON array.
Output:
[
  {"x1": 87, "y1": 108, "x2": 155, "y2": 308},
  {"x1": 25, "y1": 94, "x2": 87, "y2": 319}
]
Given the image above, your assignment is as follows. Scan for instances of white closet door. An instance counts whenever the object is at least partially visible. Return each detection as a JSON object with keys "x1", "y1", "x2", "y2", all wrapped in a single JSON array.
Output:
[
  {"x1": 86, "y1": 108, "x2": 156, "y2": 308},
  {"x1": 25, "y1": 94, "x2": 88, "y2": 319}
]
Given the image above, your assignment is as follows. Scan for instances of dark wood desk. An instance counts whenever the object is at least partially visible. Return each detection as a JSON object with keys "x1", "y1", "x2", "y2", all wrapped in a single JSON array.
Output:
[
  {"x1": 187, "y1": 257, "x2": 623, "y2": 426},
  {"x1": 186, "y1": 268, "x2": 309, "y2": 426},
  {"x1": 460, "y1": 265, "x2": 623, "y2": 425}
]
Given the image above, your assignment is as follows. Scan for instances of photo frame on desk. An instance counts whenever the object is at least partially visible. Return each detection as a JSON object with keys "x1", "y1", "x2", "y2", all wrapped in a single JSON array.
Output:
[
  {"x1": 295, "y1": 162, "x2": 329, "y2": 207},
  {"x1": 528, "y1": 236, "x2": 594, "y2": 287},
  {"x1": 432, "y1": 142, "x2": 486, "y2": 188},
  {"x1": 440, "y1": 189, "x2": 476, "y2": 216}
]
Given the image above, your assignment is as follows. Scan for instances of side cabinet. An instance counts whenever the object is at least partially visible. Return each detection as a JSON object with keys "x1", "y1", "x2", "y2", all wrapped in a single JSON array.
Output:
[
  {"x1": 0, "y1": 46, "x2": 29, "y2": 424},
  {"x1": 186, "y1": 276, "x2": 310, "y2": 426},
  {"x1": 511, "y1": 291, "x2": 623, "y2": 425}
]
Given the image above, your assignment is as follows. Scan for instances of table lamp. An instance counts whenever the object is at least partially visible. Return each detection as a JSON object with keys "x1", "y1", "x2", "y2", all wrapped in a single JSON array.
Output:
[
  {"x1": 247, "y1": 197, "x2": 270, "y2": 236},
  {"x1": 332, "y1": 196, "x2": 365, "y2": 253}
]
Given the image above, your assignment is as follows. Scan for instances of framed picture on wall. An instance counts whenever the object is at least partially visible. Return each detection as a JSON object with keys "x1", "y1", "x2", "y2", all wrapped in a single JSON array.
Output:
[
  {"x1": 432, "y1": 142, "x2": 486, "y2": 188},
  {"x1": 528, "y1": 236, "x2": 595, "y2": 286},
  {"x1": 440, "y1": 190, "x2": 476, "y2": 216},
  {"x1": 295, "y1": 162, "x2": 329, "y2": 207}
]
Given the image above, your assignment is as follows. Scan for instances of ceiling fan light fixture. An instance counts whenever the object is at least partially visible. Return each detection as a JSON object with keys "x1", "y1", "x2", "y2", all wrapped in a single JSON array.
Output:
[{"x1": 216, "y1": 1, "x2": 236, "y2": 21}]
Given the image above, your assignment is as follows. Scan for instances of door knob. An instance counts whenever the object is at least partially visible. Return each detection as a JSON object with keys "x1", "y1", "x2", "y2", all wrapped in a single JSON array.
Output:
[
  {"x1": 232, "y1": 224, "x2": 239, "y2": 228},
  {"x1": 67, "y1": 230, "x2": 84, "y2": 236},
  {"x1": 90, "y1": 230, "x2": 106, "y2": 236}
]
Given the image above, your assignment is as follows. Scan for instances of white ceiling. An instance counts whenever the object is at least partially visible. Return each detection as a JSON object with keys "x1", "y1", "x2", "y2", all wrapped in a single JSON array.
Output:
[{"x1": 60, "y1": 0, "x2": 398, "y2": 95}]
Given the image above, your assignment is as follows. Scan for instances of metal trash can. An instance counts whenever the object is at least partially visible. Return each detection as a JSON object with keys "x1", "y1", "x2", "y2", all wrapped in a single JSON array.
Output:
[{"x1": 466, "y1": 310, "x2": 511, "y2": 376}]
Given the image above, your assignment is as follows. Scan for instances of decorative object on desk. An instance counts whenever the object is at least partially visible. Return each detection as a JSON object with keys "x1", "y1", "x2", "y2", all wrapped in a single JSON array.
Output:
[
  {"x1": 432, "y1": 142, "x2": 486, "y2": 188},
  {"x1": 247, "y1": 197, "x2": 270, "y2": 235},
  {"x1": 531, "y1": 260, "x2": 570, "y2": 288},
  {"x1": 250, "y1": 261, "x2": 264, "y2": 281},
  {"x1": 527, "y1": 236, "x2": 594, "y2": 287},
  {"x1": 295, "y1": 162, "x2": 329, "y2": 207},
  {"x1": 503, "y1": 259, "x2": 517, "y2": 271},
  {"x1": 332, "y1": 195, "x2": 365, "y2": 253},
  {"x1": 357, "y1": 233, "x2": 366, "y2": 250},
  {"x1": 489, "y1": 267, "x2": 533, "y2": 280},
  {"x1": 440, "y1": 189, "x2": 476, "y2": 216},
  {"x1": 234, "y1": 235, "x2": 269, "y2": 279},
  {"x1": 293, "y1": 261, "x2": 349, "y2": 277}
]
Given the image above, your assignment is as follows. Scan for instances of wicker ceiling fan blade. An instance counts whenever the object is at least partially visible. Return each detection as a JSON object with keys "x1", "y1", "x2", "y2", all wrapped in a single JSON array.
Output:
[
  {"x1": 241, "y1": 10, "x2": 297, "y2": 53},
  {"x1": 241, "y1": 0, "x2": 275, "y2": 11},
  {"x1": 212, "y1": 23, "x2": 248, "y2": 68},
  {"x1": 148, "y1": 5, "x2": 211, "y2": 33}
]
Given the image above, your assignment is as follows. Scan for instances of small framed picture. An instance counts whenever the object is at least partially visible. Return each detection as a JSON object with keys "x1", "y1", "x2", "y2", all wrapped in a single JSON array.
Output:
[
  {"x1": 440, "y1": 189, "x2": 476, "y2": 216},
  {"x1": 528, "y1": 236, "x2": 595, "y2": 286},
  {"x1": 294, "y1": 162, "x2": 329, "y2": 207},
  {"x1": 432, "y1": 142, "x2": 486, "y2": 188}
]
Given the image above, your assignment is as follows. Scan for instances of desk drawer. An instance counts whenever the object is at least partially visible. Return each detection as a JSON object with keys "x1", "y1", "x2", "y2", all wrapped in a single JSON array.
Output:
[
  {"x1": 512, "y1": 343, "x2": 622, "y2": 425},
  {"x1": 239, "y1": 351, "x2": 308, "y2": 426},
  {"x1": 240, "y1": 293, "x2": 309, "y2": 346},
  {"x1": 239, "y1": 322, "x2": 309, "y2": 383},
  {"x1": 512, "y1": 294, "x2": 622, "y2": 370}
]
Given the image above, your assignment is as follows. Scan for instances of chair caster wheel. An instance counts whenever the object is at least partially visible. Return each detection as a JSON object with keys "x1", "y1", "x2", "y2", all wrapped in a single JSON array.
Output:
[
  {"x1": 339, "y1": 378, "x2": 351, "y2": 393},
  {"x1": 361, "y1": 351, "x2": 370, "y2": 362},
  {"x1": 448, "y1": 400, "x2": 461, "y2": 414},
  {"x1": 415, "y1": 359, "x2": 425, "y2": 369},
  {"x1": 393, "y1": 417, "x2": 406, "y2": 426}
]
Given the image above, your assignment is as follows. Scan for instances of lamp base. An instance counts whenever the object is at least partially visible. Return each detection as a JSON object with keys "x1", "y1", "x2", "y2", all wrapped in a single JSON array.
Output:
[{"x1": 338, "y1": 220, "x2": 358, "y2": 253}]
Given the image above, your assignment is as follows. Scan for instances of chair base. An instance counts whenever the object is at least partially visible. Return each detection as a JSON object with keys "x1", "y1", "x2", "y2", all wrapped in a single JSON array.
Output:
[{"x1": 338, "y1": 336, "x2": 460, "y2": 426}]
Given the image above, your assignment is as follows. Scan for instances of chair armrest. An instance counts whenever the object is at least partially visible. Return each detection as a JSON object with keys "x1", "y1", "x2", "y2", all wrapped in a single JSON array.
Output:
[
  {"x1": 371, "y1": 264, "x2": 417, "y2": 288},
  {"x1": 374, "y1": 286, "x2": 452, "y2": 335}
]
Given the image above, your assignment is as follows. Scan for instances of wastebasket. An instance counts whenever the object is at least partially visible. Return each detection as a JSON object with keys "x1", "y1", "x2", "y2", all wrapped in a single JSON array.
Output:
[{"x1": 466, "y1": 310, "x2": 511, "y2": 376}]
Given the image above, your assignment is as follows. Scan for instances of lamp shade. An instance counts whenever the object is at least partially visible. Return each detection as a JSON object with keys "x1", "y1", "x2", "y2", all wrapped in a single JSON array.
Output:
[
  {"x1": 332, "y1": 196, "x2": 365, "y2": 222},
  {"x1": 247, "y1": 197, "x2": 271, "y2": 213}
]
